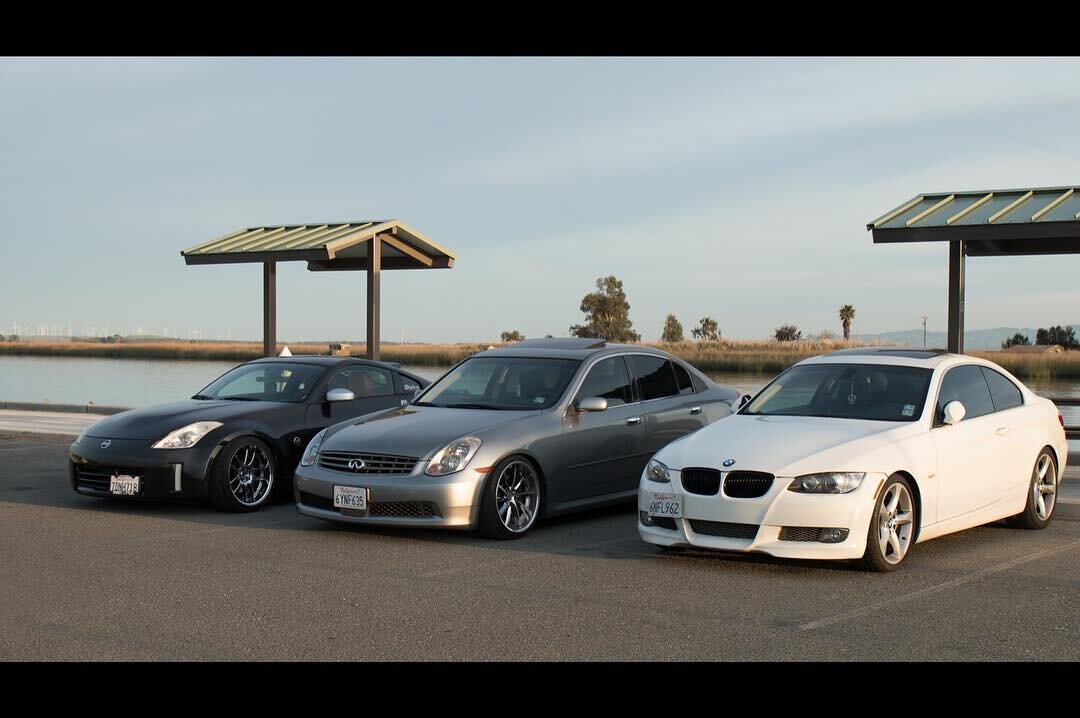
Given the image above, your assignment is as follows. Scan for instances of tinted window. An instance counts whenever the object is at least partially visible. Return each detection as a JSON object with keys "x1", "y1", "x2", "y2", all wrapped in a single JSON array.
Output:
[
  {"x1": 198, "y1": 363, "x2": 325, "y2": 403},
  {"x1": 672, "y1": 362, "x2": 695, "y2": 394},
  {"x1": 631, "y1": 355, "x2": 679, "y2": 401},
  {"x1": 743, "y1": 363, "x2": 933, "y2": 422},
  {"x1": 326, "y1": 365, "x2": 395, "y2": 397},
  {"x1": 577, "y1": 357, "x2": 634, "y2": 406},
  {"x1": 937, "y1": 365, "x2": 994, "y2": 422},
  {"x1": 416, "y1": 357, "x2": 580, "y2": 410},
  {"x1": 982, "y1": 368, "x2": 1023, "y2": 412}
]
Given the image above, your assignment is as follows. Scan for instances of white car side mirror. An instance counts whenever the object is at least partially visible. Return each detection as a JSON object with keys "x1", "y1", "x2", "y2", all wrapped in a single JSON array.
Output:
[{"x1": 942, "y1": 400, "x2": 966, "y2": 425}]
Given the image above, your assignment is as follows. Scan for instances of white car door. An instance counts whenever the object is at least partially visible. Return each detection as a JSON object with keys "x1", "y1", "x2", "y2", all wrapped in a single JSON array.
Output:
[
  {"x1": 980, "y1": 367, "x2": 1038, "y2": 498},
  {"x1": 931, "y1": 364, "x2": 1008, "y2": 521}
]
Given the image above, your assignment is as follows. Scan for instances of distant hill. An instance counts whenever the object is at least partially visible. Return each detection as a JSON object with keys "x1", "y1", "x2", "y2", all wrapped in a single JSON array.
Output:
[{"x1": 856, "y1": 325, "x2": 1080, "y2": 351}]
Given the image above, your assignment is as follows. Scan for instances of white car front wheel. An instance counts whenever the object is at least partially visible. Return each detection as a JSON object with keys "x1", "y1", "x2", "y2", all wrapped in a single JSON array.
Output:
[{"x1": 861, "y1": 474, "x2": 917, "y2": 572}]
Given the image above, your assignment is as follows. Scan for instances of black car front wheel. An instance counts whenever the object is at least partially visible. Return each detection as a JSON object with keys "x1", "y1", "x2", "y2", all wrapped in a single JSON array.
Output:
[{"x1": 209, "y1": 437, "x2": 276, "y2": 512}]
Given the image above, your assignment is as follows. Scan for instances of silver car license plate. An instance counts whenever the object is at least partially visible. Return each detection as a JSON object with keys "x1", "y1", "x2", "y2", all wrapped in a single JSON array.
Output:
[{"x1": 333, "y1": 485, "x2": 368, "y2": 510}]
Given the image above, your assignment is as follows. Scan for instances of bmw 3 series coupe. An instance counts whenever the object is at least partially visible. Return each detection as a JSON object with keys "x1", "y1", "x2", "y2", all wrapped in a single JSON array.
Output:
[
  {"x1": 639, "y1": 348, "x2": 1067, "y2": 571},
  {"x1": 294, "y1": 338, "x2": 741, "y2": 538},
  {"x1": 69, "y1": 356, "x2": 429, "y2": 512}
]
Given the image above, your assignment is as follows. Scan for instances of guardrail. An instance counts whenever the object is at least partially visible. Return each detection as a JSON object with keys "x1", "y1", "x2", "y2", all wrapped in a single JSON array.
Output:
[{"x1": 1046, "y1": 397, "x2": 1080, "y2": 440}]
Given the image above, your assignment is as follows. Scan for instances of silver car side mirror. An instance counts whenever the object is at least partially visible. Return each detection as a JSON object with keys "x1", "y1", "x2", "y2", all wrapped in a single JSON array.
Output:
[
  {"x1": 577, "y1": 396, "x2": 609, "y2": 413},
  {"x1": 326, "y1": 387, "x2": 355, "y2": 403},
  {"x1": 942, "y1": 400, "x2": 966, "y2": 425}
]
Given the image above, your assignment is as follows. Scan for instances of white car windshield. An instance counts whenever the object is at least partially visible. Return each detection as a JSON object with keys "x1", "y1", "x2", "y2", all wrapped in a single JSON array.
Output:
[
  {"x1": 415, "y1": 357, "x2": 581, "y2": 410},
  {"x1": 742, "y1": 363, "x2": 933, "y2": 421}
]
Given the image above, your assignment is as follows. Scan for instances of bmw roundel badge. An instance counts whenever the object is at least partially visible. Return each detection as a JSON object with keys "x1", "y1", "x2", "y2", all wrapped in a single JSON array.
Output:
[{"x1": 722, "y1": 458, "x2": 736, "y2": 467}]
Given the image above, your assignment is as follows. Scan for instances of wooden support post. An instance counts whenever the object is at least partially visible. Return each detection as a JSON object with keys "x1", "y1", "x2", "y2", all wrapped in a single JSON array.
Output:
[
  {"x1": 367, "y1": 237, "x2": 380, "y2": 361},
  {"x1": 947, "y1": 241, "x2": 965, "y2": 354},
  {"x1": 263, "y1": 261, "x2": 277, "y2": 357}
]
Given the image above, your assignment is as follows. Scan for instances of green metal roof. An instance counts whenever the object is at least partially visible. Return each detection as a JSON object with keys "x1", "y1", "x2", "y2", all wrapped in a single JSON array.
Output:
[
  {"x1": 867, "y1": 186, "x2": 1080, "y2": 257},
  {"x1": 181, "y1": 220, "x2": 455, "y2": 270}
]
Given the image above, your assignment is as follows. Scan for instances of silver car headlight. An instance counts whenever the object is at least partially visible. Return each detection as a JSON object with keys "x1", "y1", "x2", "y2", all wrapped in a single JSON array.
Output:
[
  {"x1": 645, "y1": 458, "x2": 671, "y2": 483},
  {"x1": 425, "y1": 437, "x2": 482, "y2": 476},
  {"x1": 787, "y1": 472, "x2": 866, "y2": 494},
  {"x1": 151, "y1": 421, "x2": 223, "y2": 449},
  {"x1": 300, "y1": 428, "x2": 327, "y2": 467}
]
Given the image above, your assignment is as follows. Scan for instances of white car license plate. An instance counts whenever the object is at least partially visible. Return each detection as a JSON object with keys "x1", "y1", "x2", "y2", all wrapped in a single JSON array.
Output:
[
  {"x1": 110, "y1": 474, "x2": 140, "y2": 496},
  {"x1": 333, "y1": 485, "x2": 368, "y2": 510},
  {"x1": 648, "y1": 492, "x2": 683, "y2": 518}
]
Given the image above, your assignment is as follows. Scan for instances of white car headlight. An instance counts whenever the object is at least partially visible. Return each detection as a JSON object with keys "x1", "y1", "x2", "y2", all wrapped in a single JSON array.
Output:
[
  {"x1": 645, "y1": 458, "x2": 671, "y2": 483},
  {"x1": 788, "y1": 472, "x2": 866, "y2": 494},
  {"x1": 425, "y1": 437, "x2": 482, "y2": 476},
  {"x1": 300, "y1": 428, "x2": 327, "y2": 467},
  {"x1": 152, "y1": 421, "x2": 223, "y2": 449}
]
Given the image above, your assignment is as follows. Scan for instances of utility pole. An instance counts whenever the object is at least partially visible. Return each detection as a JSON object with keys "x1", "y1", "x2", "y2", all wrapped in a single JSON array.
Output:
[{"x1": 921, "y1": 315, "x2": 928, "y2": 348}]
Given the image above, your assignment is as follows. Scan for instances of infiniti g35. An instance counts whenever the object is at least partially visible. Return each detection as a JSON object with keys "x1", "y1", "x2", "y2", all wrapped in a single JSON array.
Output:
[{"x1": 294, "y1": 338, "x2": 741, "y2": 537}]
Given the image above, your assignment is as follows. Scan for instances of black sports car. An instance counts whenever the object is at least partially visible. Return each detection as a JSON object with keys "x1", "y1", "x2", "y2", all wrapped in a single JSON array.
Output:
[{"x1": 69, "y1": 356, "x2": 430, "y2": 512}]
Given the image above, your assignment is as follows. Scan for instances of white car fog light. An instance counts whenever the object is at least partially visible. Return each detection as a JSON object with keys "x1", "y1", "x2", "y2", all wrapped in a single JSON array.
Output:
[{"x1": 818, "y1": 528, "x2": 850, "y2": 543}]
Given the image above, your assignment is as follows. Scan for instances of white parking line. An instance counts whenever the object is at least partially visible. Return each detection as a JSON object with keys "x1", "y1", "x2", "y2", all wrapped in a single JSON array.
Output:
[{"x1": 799, "y1": 537, "x2": 1080, "y2": 631}]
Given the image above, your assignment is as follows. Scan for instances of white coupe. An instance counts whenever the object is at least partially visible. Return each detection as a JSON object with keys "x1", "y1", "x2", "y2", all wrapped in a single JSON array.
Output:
[{"x1": 638, "y1": 348, "x2": 1067, "y2": 571}]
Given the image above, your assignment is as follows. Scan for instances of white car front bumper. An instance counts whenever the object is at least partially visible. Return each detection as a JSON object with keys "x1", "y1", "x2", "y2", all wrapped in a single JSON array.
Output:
[{"x1": 638, "y1": 471, "x2": 889, "y2": 560}]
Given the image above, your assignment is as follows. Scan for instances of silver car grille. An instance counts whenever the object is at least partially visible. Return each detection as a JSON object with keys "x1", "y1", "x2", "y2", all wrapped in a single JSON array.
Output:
[{"x1": 318, "y1": 451, "x2": 419, "y2": 475}]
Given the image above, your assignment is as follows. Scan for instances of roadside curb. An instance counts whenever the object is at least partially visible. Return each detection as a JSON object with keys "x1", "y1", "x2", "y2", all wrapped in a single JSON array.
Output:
[
  {"x1": 0, "y1": 401, "x2": 129, "y2": 415},
  {"x1": 0, "y1": 430, "x2": 77, "y2": 444}
]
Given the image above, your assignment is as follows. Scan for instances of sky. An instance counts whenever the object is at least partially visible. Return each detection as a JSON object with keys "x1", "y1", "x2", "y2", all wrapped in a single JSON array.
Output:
[{"x1": 2, "y1": 57, "x2": 1080, "y2": 344}]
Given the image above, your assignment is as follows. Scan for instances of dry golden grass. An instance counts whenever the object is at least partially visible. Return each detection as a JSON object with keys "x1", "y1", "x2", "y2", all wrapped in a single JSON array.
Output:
[{"x1": 4, "y1": 339, "x2": 1080, "y2": 379}]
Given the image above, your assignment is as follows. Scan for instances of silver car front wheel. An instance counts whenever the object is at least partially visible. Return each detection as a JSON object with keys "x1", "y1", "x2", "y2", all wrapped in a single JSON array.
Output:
[{"x1": 479, "y1": 457, "x2": 542, "y2": 539}]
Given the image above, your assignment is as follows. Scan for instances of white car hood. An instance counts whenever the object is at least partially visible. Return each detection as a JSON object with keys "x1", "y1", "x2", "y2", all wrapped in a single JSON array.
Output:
[{"x1": 659, "y1": 413, "x2": 911, "y2": 477}]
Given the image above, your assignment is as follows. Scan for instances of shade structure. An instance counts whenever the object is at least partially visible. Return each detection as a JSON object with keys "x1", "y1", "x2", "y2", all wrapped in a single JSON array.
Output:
[
  {"x1": 868, "y1": 186, "x2": 1080, "y2": 352},
  {"x1": 181, "y1": 220, "x2": 455, "y2": 359}
]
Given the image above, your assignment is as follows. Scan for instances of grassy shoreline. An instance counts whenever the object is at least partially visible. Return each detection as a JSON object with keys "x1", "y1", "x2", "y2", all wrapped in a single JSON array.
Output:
[{"x1": 2, "y1": 339, "x2": 1079, "y2": 380}]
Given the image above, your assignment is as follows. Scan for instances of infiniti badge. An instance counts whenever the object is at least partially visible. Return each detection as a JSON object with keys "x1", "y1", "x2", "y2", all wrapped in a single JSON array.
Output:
[
  {"x1": 722, "y1": 458, "x2": 735, "y2": 467},
  {"x1": 347, "y1": 458, "x2": 366, "y2": 472},
  {"x1": 100, "y1": 440, "x2": 112, "y2": 449}
]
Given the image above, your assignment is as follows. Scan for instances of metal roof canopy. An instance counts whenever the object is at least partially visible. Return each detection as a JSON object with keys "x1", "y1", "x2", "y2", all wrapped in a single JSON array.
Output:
[
  {"x1": 181, "y1": 220, "x2": 456, "y2": 359},
  {"x1": 868, "y1": 186, "x2": 1080, "y2": 353}
]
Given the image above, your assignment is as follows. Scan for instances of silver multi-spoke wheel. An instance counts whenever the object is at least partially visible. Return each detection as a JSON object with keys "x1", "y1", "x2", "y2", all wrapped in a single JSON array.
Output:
[
  {"x1": 877, "y1": 482, "x2": 914, "y2": 565},
  {"x1": 494, "y1": 460, "x2": 540, "y2": 534},
  {"x1": 1032, "y1": 453, "x2": 1057, "y2": 521},
  {"x1": 228, "y1": 442, "x2": 273, "y2": 507}
]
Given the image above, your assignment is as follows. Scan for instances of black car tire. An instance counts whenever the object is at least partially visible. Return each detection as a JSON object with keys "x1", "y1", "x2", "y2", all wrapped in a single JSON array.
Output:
[
  {"x1": 208, "y1": 437, "x2": 277, "y2": 513},
  {"x1": 1006, "y1": 448, "x2": 1057, "y2": 530},
  {"x1": 478, "y1": 455, "x2": 543, "y2": 540}
]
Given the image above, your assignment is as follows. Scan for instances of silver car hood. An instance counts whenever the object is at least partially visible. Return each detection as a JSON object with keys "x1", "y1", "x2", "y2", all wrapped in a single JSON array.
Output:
[{"x1": 322, "y1": 404, "x2": 539, "y2": 459}]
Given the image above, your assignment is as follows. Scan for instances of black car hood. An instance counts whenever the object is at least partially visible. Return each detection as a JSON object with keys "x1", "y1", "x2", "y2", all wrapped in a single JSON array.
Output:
[
  {"x1": 82, "y1": 400, "x2": 286, "y2": 440},
  {"x1": 323, "y1": 404, "x2": 535, "y2": 458}
]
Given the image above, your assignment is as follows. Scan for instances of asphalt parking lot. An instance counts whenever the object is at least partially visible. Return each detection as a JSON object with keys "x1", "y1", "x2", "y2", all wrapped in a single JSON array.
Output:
[{"x1": 1, "y1": 434, "x2": 1078, "y2": 661}]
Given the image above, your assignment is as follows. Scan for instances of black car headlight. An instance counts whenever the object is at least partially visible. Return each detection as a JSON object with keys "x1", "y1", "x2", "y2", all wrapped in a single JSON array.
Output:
[{"x1": 787, "y1": 472, "x2": 866, "y2": 494}]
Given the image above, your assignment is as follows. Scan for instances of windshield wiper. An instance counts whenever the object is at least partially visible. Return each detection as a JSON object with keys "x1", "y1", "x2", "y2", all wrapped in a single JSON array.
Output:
[
  {"x1": 191, "y1": 394, "x2": 214, "y2": 400},
  {"x1": 220, "y1": 396, "x2": 263, "y2": 401},
  {"x1": 437, "y1": 402, "x2": 505, "y2": 410}
]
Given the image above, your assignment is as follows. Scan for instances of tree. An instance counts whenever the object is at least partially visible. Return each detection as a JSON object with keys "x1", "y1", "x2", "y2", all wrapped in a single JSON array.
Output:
[
  {"x1": 569, "y1": 275, "x2": 640, "y2": 343},
  {"x1": 660, "y1": 314, "x2": 684, "y2": 343},
  {"x1": 838, "y1": 304, "x2": 855, "y2": 341},
  {"x1": 691, "y1": 316, "x2": 720, "y2": 341},
  {"x1": 1036, "y1": 325, "x2": 1078, "y2": 349},
  {"x1": 500, "y1": 330, "x2": 524, "y2": 342},
  {"x1": 775, "y1": 324, "x2": 802, "y2": 342},
  {"x1": 1001, "y1": 333, "x2": 1031, "y2": 350}
]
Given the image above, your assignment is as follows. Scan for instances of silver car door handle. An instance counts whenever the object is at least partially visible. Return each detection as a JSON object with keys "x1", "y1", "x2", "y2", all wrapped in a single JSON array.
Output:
[
  {"x1": 626, "y1": 417, "x2": 643, "y2": 425},
  {"x1": 689, "y1": 406, "x2": 702, "y2": 415},
  {"x1": 996, "y1": 426, "x2": 1010, "y2": 436}
]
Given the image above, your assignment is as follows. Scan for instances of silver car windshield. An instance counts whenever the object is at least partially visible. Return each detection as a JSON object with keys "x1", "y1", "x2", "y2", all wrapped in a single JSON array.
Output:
[
  {"x1": 415, "y1": 357, "x2": 581, "y2": 410},
  {"x1": 742, "y1": 363, "x2": 933, "y2": 422}
]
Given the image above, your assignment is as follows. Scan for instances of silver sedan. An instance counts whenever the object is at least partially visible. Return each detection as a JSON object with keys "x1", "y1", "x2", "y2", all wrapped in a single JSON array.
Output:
[{"x1": 293, "y1": 338, "x2": 742, "y2": 538}]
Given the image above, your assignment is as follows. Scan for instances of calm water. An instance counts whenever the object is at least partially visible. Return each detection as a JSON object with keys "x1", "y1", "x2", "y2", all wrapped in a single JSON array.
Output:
[{"x1": 2, "y1": 356, "x2": 1080, "y2": 425}]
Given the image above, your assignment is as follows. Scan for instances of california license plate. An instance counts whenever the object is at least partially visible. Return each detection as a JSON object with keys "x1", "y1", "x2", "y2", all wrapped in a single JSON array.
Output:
[
  {"x1": 110, "y1": 474, "x2": 140, "y2": 496},
  {"x1": 648, "y1": 492, "x2": 683, "y2": 518},
  {"x1": 333, "y1": 485, "x2": 368, "y2": 510}
]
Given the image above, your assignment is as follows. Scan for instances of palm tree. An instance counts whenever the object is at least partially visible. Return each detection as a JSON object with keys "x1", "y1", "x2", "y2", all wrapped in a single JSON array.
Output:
[{"x1": 839, "y1": 304, "x2": 855, "y2": 342}]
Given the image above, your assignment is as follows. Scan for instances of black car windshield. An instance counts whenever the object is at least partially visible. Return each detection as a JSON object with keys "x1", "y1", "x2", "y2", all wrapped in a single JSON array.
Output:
[
  {"x1": 196, "y1": 362, "x2": 326, "y2": 403},
  {"x1": 415, "y1": 357, "x2": 581, "y2": 410},
  {"x1": 742, "y1": 363, "x2": 933, "y2": 422}
]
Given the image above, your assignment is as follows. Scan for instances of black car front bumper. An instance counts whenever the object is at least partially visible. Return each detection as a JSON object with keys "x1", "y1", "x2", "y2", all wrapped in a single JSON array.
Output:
[{"x1": 69, "y1": 437, "x2": 219, "y2": 501}]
